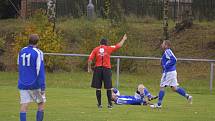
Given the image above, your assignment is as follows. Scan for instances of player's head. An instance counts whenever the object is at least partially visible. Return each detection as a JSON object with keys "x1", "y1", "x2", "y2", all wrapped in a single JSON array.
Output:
[
  {"x1": 161, "y1": 40, "x2": 171, "y2": 50},
  {"x1": 111, "y1": 88, "x2": 119, "y2": 101},
  {"x1": 100, "y1": 38, "x2": 108, "y2": 45},
  {"x1": 137, "y1": 84, "x2": 145, "y2": 94},
  {"x1": 29, "y1": 34, "x2": 39, "y2": 45},
  {"x1": 112, "y1": 88, "x2": 118, "y2": 94}
]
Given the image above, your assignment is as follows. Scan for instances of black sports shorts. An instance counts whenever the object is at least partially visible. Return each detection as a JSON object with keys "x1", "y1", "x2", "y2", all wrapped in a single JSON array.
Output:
[{"x1": 91, "y1": 66, "x2": 112, "y2": 89}]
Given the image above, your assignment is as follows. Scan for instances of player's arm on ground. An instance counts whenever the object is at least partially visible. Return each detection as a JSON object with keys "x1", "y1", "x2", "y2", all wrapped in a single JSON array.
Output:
[{"x1": 143, "y1": 88, "x2": 152, "y2": 99}]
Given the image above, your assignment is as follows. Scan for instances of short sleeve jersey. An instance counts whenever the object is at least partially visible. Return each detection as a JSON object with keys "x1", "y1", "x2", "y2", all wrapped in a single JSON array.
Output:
[{"x1": 88, "y1": 44, "x2": 120, "y2": 68}]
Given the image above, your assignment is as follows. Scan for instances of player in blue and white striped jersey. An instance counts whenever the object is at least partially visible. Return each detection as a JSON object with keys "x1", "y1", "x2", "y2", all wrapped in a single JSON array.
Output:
[
  {"x1": 112, "y1": 84, "x2": 157, "y2": 105},
  {"x1": 17, "y1": 34, "x2": 46, "y2": 121},
  {"x1": 150, "y1": 40, "x2": 192, "y2": 109}
]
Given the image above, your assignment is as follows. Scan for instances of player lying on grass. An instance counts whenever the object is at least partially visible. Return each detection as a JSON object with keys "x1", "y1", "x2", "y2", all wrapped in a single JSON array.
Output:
[{"x1": 111, "y1": 84, "x2": 158, "y2": 105}]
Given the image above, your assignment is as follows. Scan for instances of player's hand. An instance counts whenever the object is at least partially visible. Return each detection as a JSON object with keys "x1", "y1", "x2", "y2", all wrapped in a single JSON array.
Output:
[
  {"x1": 148, "y1": 96, "x2": 158, "y2": 101},
  {"x1": 122, "y1": 34, "x2": 127, "y2": 40},
  {"x1": 40, "y1": 91, "x2": 46, "y2": 102},
  {"x1": 40, "y1": 91, "x2": 45, "y2": 95},
  {"x1": 88, "y1": 67, "x2": 93, "y2": 73}
]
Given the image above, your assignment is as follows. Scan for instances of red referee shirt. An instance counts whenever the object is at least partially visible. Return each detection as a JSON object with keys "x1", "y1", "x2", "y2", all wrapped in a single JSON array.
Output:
[{"x1": 88, "y1": 44, "x2": 121, "y2": 69}]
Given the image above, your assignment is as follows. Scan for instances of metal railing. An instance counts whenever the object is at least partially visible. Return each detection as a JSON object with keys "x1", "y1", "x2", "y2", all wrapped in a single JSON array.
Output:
[{"x1": 44, "y1": 53, "x2": 215, "y2": 93}]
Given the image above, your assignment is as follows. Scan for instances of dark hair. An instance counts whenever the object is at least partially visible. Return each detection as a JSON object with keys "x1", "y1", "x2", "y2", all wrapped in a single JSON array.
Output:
[
  {"x1": 29, "y1": 34, "x2": 39, "y2": 45},
  {"x1": 100, "y1": 38, "x2": 108, "y2": 45}
]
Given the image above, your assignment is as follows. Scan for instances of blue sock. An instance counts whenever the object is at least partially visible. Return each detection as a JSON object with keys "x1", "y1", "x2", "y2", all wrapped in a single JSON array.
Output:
[
  {"x1": 176, "y1": 87, "x2": 187, "y2": 97},
  {"x1": 20, "y1": 112, "x2": 26, "y2": 121},
  {"x1": 158, "y1": 90, "x2": 165, "y2": 106},
  {"x1": 36, "y1": 110, "x2": 44, "y2": 121}
]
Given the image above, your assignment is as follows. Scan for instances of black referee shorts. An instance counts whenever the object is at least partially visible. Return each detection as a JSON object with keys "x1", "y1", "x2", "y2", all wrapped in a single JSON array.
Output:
[{"x1": 91, "y1": 67, "x2": 112, "y2": 89}]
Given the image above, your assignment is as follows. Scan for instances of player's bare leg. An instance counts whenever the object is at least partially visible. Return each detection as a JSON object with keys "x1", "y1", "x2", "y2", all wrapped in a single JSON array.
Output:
[{"x1": 20, "y1": 103, "x2": 29, "y2": 121}]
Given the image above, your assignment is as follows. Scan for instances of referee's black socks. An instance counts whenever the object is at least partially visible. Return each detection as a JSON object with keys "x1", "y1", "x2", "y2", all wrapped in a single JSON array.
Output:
[
  {"x1": 107, "y1": 90, "x2": 112, "y2": 106},
  {"x1": 96, "y1": 90, "x2": 101, "y2": 106}
]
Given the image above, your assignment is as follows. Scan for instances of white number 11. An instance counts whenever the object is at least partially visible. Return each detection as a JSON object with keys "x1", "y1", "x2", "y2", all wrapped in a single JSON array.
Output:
[{"x1": 21, "y1": 53, "x2": 31, "y2": 66}]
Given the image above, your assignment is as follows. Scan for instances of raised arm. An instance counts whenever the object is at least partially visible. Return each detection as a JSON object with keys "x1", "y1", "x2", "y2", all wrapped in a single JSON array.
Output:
[{"x1": 117, "y1": 34, "x2": 127, "y2": 47}]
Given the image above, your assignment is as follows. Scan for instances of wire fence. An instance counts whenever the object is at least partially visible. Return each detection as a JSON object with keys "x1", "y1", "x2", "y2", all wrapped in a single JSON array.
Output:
[
  {"x1": 44, "y1": 53, "x2": 215, "y2": 94},
  {"x1": 27, "y1": 0, "x2": 215, "y2": 20}
]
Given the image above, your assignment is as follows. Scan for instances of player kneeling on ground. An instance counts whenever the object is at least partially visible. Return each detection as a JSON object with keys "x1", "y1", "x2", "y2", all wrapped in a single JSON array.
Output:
[{"x1": 111, "y1": 84, "x2": 158, "y2": 105}]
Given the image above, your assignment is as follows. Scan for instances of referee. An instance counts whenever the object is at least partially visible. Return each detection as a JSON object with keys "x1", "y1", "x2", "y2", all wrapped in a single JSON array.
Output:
[{"x1": 88, "y1": 34, "x2": 127, "y2": 109}]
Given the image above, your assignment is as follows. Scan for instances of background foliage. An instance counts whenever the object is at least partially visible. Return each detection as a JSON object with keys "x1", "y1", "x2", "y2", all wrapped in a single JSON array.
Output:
[
  {"x1": 0, "y1": 11, "x2": 214, "y2": 72},
  {"x1": 51, "y1": 0, "x2": 215, "y2": 21},
  {"x1": 13, "y1": 11, "x2": 65, "y2": 72}
]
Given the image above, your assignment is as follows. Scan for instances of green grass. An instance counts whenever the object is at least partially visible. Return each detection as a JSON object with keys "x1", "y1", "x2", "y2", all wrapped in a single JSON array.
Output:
[
  {"x1": 0, "y1": 19, "x2": 25, "y2": 34},
  {"x1": 0, "y1": 71, "x2": 214, "y2": 94},
  {"x1": 0, "y1": 86, "x2": 215, "y2": 121},
  {"x1": 0, "y1": 71, "x2": 215, "y2": 121}
]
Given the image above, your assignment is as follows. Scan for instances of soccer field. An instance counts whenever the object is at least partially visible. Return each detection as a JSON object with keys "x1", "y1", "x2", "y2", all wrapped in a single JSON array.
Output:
[{"x1": 0, "y1": 86, "x2": 215, "y2": 121}]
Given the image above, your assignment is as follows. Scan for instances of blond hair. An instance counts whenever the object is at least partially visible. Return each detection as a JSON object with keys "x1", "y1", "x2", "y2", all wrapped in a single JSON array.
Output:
[
  {"x1": 163, "y1": 40, "x2": 171, "y2": 48},
  {"x1": 137, "y1": 84, "x2": 145, "y2": 94}
]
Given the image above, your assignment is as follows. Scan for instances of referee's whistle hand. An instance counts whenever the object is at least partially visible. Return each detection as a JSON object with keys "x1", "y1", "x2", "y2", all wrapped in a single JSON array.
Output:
[{"x1": 88, "y1": 68, "x2": 93, "y2": 73}]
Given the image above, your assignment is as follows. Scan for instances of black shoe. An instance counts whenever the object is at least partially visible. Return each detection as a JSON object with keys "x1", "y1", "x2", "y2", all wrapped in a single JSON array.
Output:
[
  {"x1": 107, "y1": 104, "x2": 113, "y2": 109},
  {"x1": 97, "y1": 104, "x2": 102, "y2": 109},
  {"x1": 148, "y1": 96, "x2": 158, "y2": 101}
]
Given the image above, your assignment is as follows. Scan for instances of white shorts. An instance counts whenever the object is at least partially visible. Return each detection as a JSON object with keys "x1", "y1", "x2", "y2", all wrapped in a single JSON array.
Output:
[
  {"x1": 19, "y1": 89, "x2": 46, "y2": 104},
  {"x1": 160, "y1": 71, "x2": 179, "y2": 87}
]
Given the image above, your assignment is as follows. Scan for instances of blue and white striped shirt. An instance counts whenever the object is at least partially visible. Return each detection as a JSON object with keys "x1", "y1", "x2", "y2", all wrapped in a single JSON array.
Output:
[
  {"x1": 17, "y1": 45, "x2": 45, "y2": 91},
  {"x1": 161, "y1": 48, "x2": 177, "y2": 73}
]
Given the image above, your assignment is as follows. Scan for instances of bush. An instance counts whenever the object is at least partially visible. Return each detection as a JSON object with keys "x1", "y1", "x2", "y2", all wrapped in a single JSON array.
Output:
[
  {"x1": 13, "y1": 11, "x2": 66, "y2": 72},
  {"x1": 58, "y1": 18, "x2": 138, "y2": 72},
  {"x1": 0, "y1": 36, "x2": 5, "y2": 52}
]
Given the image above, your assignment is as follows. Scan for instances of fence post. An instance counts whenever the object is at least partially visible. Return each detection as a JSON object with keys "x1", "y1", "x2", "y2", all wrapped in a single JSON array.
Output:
[
  {"x1": 210, "y1": 63, "x2": 214, "y2": 93},
  {"x1": 116, "y1": 58, "x2": 120, "y2": 88}
]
